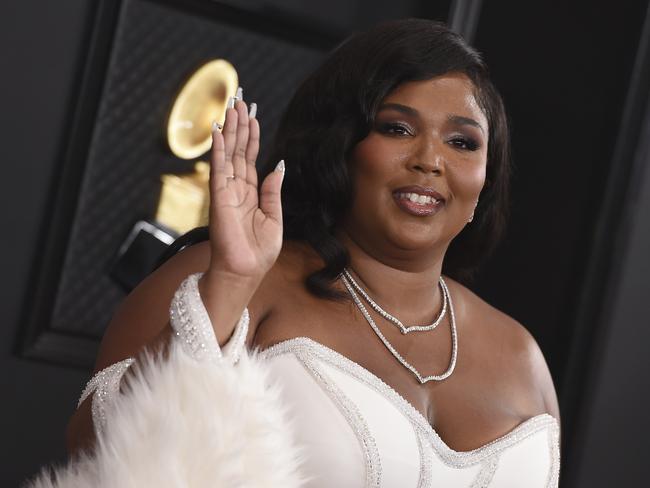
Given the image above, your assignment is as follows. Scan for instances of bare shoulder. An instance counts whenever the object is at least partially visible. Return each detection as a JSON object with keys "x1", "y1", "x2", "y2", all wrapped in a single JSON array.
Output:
[
  {"x1": 95, "y1": 240, "x2": 271, "y2": 371},
  {"x1": 256, "y1": 240, "x2": 323, "y2": 296},
  {"x1": 94, "y1": 241, "x2": 211, "y2": 371},
  {"x1": 67, "y1": 240, "x2": 275, "y2": 453},
  {"x1": 445, "y1": 278, "x2": 561, "y2": 421},
  {"x1": 250, "y1": 241, "x2": 330, "y2": 345}
]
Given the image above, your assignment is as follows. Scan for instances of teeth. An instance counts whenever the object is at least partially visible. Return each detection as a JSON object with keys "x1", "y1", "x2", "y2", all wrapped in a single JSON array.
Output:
[{"x1": 397, "y1": 192, "x2": 437, "y2": 205}]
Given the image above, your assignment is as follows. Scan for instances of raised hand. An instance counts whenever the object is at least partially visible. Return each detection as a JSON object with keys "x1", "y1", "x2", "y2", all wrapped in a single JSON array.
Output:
[{"x1": 204, "y1": 89, "x2": 285, "y2": 290}]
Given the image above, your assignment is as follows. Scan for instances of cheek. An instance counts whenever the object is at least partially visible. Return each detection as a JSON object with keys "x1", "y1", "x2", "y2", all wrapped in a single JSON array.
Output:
[
  {"x1": 444, "y1": 167, "x2": 485, "y2": 209},
  {"x1": 350, "y1": 136, "x2": 405, "y2": 189},
  {"x1": 450, "y1": 153, "x2": 487, "y2": 199},
  {"x1": 469, "y1": 164, "x2": 487, "y2": 194}
]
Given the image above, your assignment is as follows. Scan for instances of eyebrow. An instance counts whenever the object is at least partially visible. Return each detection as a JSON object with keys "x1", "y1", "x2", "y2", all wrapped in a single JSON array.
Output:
[
  {"x1": 378, "y1": 103, "x2": 486, "y2": 135},
  {"x1": 378, "y1": 102, "x2": 418, "y2": 117},
  {"x1": 448, "y1": 115, "x2": 486, "y2": 135}
]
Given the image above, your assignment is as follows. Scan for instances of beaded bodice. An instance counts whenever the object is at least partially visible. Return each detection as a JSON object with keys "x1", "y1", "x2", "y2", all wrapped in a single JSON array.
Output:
[
  {"x1": 78, "y1": 285, "x2": 560, "y2": 488},
  {"x1": 261, "y1": 337, "x2": 560, "y2": 488}
]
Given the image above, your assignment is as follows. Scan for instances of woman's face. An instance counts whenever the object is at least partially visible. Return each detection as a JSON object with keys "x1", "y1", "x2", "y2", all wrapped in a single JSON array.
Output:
[{"x1": 343, "y1": 72, "x2": 489, "y2": 259}]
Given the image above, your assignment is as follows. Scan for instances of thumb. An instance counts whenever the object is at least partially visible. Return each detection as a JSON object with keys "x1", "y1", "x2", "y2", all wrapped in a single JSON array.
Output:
[{"x1": 259, "y1": 159, "x2": 285, "y2": 225}]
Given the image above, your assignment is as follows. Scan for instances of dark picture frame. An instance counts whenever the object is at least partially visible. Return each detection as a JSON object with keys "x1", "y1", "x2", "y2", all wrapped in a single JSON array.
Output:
[
  {"x1": 16, "y1": 0, "x2": 470, "y2": 370},
  {"x1": 15, "y1": 0, "x2": 340, "y2": 369}
]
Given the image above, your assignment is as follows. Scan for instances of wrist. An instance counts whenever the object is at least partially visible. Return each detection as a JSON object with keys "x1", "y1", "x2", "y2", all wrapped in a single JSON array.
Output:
[
  {"x1": 199, "y1": 269, "x2": 261, "y2": 299},
  {"x1": 196, "y1": 270, "x2": 259, "y2": 345}
]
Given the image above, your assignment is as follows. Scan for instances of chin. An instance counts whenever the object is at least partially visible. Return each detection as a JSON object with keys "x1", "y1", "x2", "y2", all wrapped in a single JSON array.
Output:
[
  {"x1": 386, "y1": 224, "x2": 443, "y2": 252},
  {"x1": 388, "y1": 211, "x2": 466, "y2": 251}
]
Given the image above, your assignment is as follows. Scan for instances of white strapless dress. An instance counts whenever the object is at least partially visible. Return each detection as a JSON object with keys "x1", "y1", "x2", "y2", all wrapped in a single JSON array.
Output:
[
  {"x1": 260, "y1": 337, "x2": 560, "y2": 488},
  {"x1": 65, "y1": 279, "x2": 560, "y2": 488}
]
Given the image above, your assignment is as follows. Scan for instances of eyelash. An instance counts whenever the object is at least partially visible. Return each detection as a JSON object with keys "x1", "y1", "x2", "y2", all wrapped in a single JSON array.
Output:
[
  {"x1": 380, "y1": 122, "x2": 413, "y2": 136},
  {"x1": 379, "y1": 123, "x2": 480, "y2": 151},
  {"x1": 449, "y1": 136, "x2": 480, "y2": 151}
]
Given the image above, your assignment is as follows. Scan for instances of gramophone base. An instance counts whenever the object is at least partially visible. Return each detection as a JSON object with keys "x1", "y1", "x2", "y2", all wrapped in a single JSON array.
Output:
[{"x1": 110, "y1": 220, "x2": 178, "y2": 293}]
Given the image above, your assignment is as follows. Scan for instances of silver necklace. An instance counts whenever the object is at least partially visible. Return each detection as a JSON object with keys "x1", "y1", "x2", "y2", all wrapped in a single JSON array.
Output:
[
  {"x1": 341, "y1": 273, "x2": 458, "y2": 384},
  {"x1": 342, "y1": 268, "x2": 448, "y2": 334}
]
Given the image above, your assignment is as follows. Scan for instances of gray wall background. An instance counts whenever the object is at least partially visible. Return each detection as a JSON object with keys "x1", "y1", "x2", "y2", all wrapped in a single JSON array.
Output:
[{"x1": 1, "y1": 1, "x2": 93, "y2": 485}]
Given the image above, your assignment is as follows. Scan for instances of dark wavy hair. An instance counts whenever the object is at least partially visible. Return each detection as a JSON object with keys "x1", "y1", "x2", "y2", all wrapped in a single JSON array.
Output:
[{"x1": 163, "y1": 19, "x2": 512, "y2": 299}]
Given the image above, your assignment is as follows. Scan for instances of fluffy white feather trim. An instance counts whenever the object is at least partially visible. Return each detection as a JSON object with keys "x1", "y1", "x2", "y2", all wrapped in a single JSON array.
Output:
[{"x1": 27, "y1": 342, "x2": 305, "y2": 487}]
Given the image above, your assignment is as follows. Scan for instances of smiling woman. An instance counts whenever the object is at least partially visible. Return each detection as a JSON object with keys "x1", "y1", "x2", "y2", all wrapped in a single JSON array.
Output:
[
  {"x1": 54, "y1": 18, "x2": 559, "y2": 488},
  {"x1": 344, "y1": 75, "x2": 488, "y2": 257},
  {"x1": 261, "y1": 19, "x2": 512, "y2": 295}
]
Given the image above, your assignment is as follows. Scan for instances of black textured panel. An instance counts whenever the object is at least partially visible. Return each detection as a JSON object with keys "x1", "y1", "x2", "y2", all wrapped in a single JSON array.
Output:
[{"x1": 51, "y1": 0, "x2": 323, "y2": 336}]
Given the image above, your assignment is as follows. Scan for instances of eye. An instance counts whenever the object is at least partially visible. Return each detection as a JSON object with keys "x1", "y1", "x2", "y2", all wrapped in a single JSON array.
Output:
[
  {"x1": 449, "y1": 136, "x2": 480, "y2": 151},
  {"x1": 378, "y1": 122, "x2": 414, "y2": 136}
]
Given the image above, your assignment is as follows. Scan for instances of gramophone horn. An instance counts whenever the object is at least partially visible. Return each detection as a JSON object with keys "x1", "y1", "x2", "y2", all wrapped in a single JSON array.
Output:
[{"x1": 167, "y1": 59, "x2": 238, "y2": 160}]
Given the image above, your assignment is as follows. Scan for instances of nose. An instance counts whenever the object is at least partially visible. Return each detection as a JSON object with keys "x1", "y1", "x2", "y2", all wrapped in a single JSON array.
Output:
[{"x1": 409, "y1": 137, "x2": 445, "y2": 175}]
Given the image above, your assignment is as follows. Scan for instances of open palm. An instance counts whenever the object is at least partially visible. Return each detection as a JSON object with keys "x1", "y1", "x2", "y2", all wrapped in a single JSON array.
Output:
[{"x1": 207, "y1": 93, "x2": 284, "y2": 283}]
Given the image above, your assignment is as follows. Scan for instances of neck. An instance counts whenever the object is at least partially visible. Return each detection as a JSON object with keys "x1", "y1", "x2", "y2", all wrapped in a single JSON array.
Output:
[{"x1": 337, "y1": 230, "x2": 447, "y2": 323}]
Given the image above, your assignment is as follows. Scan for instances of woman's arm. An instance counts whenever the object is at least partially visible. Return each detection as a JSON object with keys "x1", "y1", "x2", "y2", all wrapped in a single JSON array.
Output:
[
  {"x1": 65, "y1": 241, "x2": 258, "y2": 454},
  {"x1": 66, "y1": 93, "x2": 285, "y2": 455}
]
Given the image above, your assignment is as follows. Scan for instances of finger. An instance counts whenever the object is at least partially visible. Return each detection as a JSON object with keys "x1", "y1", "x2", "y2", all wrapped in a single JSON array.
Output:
[
  {"x1": 259, "y1": 160, "x2": 285, "y2": 225},
  {"x1": 232, "y1": 99, "x2": 249, "y2": 180},
  {"x1": 245, "y1": 116, "x2": 260, "y2": 188},
  {"x1": 222, "y1": 103, "x2": 238, "y2": 177},
  {"x1": 210, "y1": 125, "x2": 228, "y2": 190}
]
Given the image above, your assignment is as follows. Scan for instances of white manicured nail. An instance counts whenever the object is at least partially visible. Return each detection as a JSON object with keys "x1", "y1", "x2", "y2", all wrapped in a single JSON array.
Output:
[
  {"x1": 211, "y1": 120, "x2": 222, "y2": 132},
  {"x1": 226, "y1": 96, "x2": 235, "y2": 109},
  {"x1": 248, "y1": 103, "x2": 257, "y2": 118},
  {"x1": 235, "y1": 86, "x2": 243, "y2": 99},
  {"x1": 275, "y1": 159, "x2": 285, "y2": 175}
]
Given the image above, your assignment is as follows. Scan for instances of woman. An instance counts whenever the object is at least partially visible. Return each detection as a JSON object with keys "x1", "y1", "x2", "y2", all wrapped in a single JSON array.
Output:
[{"x1": 62, "y1": 18, "x2": 560, "y2": 487}]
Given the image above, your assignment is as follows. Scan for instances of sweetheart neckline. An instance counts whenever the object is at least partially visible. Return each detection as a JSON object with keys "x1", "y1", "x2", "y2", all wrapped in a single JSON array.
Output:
[{"x1": 261, "y1": 336, "x2": 559, "y2": 461}]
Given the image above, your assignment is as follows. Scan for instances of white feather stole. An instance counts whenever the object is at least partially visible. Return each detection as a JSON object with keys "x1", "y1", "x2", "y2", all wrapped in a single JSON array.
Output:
[{"x1": 27, "y1": 342, "x2": 305, "y2": 487}]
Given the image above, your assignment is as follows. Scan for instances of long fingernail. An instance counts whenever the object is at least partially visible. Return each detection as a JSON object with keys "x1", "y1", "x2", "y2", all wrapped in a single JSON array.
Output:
[
  {"x1": 211, "y1": 120, "x2": 223, "y2": 132},
  {"x1": 235, "y1": 86, "x2": 243, "y2": 99},
  {"x1": 275, "y1": 159, "x2": 285, "y2": 175},
  {"x1": 226, "y1": 96, "x2": 235, "y2": 109},
  {"x1": 249, "y1": 103, "x2": 257, "y2": 118}
]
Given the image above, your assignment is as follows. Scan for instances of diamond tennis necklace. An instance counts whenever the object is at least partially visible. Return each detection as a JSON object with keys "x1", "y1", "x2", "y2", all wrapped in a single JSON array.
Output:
[
  {"x1": 340, "y1": 271, "x2": 458, "y2": 384},
  {"x1": 342, "y1": 268, "x2": 448, "y2": 334}
]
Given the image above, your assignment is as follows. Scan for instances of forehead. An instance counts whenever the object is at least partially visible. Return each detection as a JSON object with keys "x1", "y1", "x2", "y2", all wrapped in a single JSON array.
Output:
[{"x1": 382, "y1": 73, "x2": 487, "y2": 129}]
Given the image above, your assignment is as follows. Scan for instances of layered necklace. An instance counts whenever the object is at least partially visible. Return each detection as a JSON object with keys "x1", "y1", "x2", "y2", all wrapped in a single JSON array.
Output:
[
  {"x1": 340, "y1": 268, "x2": 458, "y2": 384},
  {"x1": 342, "y1": 269, "x2": 449, "y2": 334}
]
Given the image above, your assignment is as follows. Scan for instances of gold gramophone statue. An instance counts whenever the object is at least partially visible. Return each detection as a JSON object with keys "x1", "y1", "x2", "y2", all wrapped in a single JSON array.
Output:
[
  {"x1": 158, "y1": 59, "x2": 238, "y2": 234},
  {"x1": 111, "y1": 60, "x2": 238, "y2": 291}
]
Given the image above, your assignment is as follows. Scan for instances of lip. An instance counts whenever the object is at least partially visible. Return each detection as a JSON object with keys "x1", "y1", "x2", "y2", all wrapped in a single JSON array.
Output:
[
  {"x1": 392, "y1": 185, "x2": 446, "y2": 217},
  {"x1": 393, "y1": 185, "x2": 445, "y2": 201}
]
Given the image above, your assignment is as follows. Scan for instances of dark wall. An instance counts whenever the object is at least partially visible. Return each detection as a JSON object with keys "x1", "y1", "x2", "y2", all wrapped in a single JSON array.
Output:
[
  {"x1": 0, "y1": 1, "x2": 93, "y2": 486},
  {"x1": 474, "y1": 0, "x2": 646, "y2": 382},
  {"x1": 2, "y1": 0, "x2": 649, "y2": 486},
  {"x1": 570, "y1": 118, "x2": 650, "y2": 486},
  {"x1": 471, "y1": 1, "x2": 650, "y2": 485}
]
